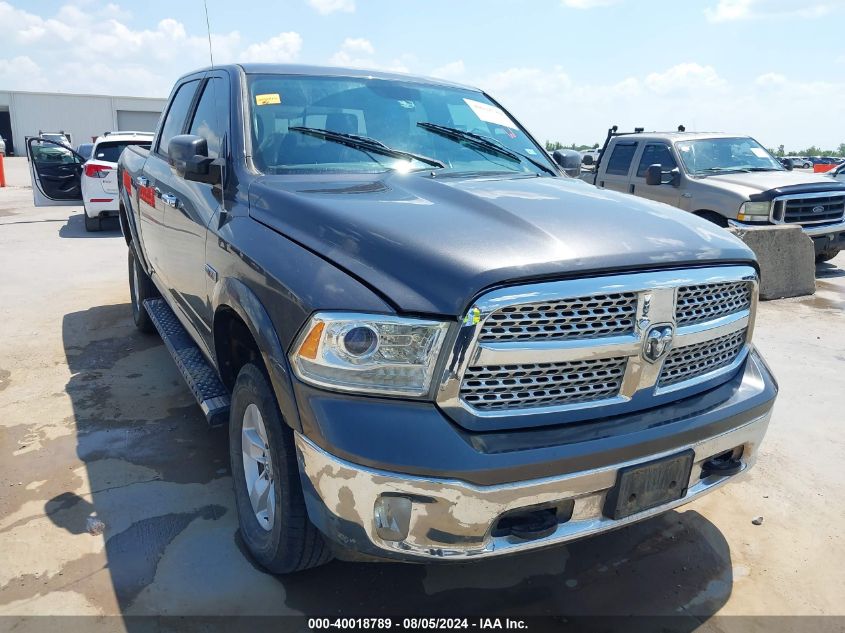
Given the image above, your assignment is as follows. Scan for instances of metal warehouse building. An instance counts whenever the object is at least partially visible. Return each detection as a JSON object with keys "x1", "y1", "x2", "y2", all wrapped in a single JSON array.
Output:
[{"x1": 0, "y1": 90, "x2": 167, "y2": 156}]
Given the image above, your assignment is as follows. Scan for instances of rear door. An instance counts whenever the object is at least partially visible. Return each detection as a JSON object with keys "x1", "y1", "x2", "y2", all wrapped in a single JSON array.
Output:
[
  {"x1": 629, "y1": 142, "x2": 682, "y2": 207},
  {"x1": 156, "y1": 74, "x2": 230, "y2": 343},
  {"x1": 27, "y1": 138, "x2": 84, "y2": 206},
  {"x1": 597, "y1": 140, "x2": 638, "y2": 193}
]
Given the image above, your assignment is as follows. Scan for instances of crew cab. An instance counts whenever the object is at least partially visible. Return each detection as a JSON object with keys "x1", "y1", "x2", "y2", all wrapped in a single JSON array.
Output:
[
  {"x1": 584, "y1": 128, "x2": 845, "y2": 263},
  {"x1": 30, "y1": 64, "x2": 777, "y2": 573}
]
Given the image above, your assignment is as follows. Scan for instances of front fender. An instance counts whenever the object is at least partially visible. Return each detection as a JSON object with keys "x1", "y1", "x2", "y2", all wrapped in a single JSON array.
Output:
[{"x1": 211, "y1": 277, "x2": 302, "y2": 432}]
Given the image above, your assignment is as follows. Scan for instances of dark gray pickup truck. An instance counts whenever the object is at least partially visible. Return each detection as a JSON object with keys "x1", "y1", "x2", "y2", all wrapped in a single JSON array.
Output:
[{"x1": 30, "y1": 64, "x2": 777, "y2": 573}]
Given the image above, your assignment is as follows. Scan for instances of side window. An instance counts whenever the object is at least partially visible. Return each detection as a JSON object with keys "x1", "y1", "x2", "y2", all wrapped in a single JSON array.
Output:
[
  {"x1": 605, "y1": 142, "x2": 638, "y2": 176},
  {"x1": 156, "y1": 79, "x2": 200, "y2": 156},
  {"x1": 636, "y1": 144, "x2": 677, "y2": 177},
  {"x1": 188, "y1": 78, "x2": 230, "y2": 159}
]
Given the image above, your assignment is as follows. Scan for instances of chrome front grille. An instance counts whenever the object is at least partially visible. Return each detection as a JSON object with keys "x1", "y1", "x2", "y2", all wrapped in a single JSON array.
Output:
[
  {"x1": 659, "y1": 329, "x2": 747, "y2": 387},
  {"x1": 461, "y1": 357, "x2": 627, "y2": 411},
  {"x1": 437, "y1": 266, "x2": 758, "y2": 425},
  {"x1": 480, "y1": 293, "x2": 637, "y2": 342},
  {"x1": 773, "y1": 193, "x2": 845, "y2": 225},
  {"x1": 676, "y1": 282, "x2": 752, "y2": 326}
]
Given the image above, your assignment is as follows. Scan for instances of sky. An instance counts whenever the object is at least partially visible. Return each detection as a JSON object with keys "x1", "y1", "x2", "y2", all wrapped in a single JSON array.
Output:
[{"x1": 1, "y1": 0, "x2": 844, "y2": 149}]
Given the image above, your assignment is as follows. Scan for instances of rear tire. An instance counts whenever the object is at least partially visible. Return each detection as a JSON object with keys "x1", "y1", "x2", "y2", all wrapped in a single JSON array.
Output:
[
  {"x1": 128, "y1": 247, "x2": 157, "y2": 333},
  {"x1": 230, "y1": 363, "x2": 332, "y2": 574},
  {"x1": 84, "y1": 211, "x2": 101, "y2": 232}
]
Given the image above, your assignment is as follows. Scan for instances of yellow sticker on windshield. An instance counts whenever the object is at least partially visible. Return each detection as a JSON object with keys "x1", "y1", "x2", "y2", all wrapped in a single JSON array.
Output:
[{"x1": 255, "y1": 93, "x2": 281, "y2": 106}]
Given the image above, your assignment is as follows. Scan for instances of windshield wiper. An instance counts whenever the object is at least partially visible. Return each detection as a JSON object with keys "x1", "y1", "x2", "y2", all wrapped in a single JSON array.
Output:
[
  {"x1": 746, "y1": 167, "x2": 782, "y2": 172},
  {"x1": 416, "y1": 122, "x2": 556, "y2": 176},
  {"x1": 288, "y1": 127, "x2": 445, "y2": 169}
]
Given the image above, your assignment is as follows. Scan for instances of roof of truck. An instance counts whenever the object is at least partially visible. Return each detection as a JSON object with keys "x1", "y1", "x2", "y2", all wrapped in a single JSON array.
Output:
[
  {"x1": 182, "y1": 63, "x2": 481, "y2": 92},
  {"x1": 614, "y1": 131, "x2": 752, "y2": 142}
]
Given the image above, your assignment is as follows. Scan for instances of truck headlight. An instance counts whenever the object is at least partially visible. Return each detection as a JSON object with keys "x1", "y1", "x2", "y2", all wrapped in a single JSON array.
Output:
[
  {"x1": 737, "y1": 201, "x2": 771, "y2": 222},
  {"x1": 290, "y1": 313, "x2": 450, "y2": 397}
]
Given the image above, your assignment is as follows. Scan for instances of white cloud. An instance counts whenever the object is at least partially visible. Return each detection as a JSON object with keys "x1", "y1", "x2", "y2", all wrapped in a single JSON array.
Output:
[
  {"x1": 338, "y1": 37, "x2": 374, "y2": 55},
  {"x1": 240, "y1": 32, "x2": 303, "y2": 63},
  {"x1": 0, "y1": 2, "x2": 304, "y2": 95},
  {"x1": 705, "y1": 0, "x2": 839, "y2": 22},
  {"x1": 308, "y1": 0, "x2": 355, "y2": 14},
  {"x1": 561, "y1": 0, "x2": 620, "y2": 7},
  {"x1": 435, "y1": 61, "x2": 844, "y2": 149},
  {"x1": 431, "y1": 60, "x2": 466, "y2": 80},
  {"x1": 328, "y1": 38, "x2": 408, "y2": 72},
  {"x1": 644, "y1": 63, "x2": 726, "y2": 95}
]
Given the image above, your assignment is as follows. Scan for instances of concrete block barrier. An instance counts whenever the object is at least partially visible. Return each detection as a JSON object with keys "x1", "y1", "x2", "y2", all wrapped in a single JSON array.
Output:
[{"x1": 727, "y1": 225, "x2": 815, "y2": 300}]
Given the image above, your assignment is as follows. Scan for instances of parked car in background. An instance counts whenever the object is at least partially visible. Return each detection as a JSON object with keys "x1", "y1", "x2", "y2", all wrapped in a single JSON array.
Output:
[
  {"x1": 0, "y1": 135, "x2": 6, "y2": 156},
  {"x1": 39, "y1": 131, "x2": 73, "y2": 147},
  {"x1": 28, "y1": 64, "x2": 777, "y2": 573},
  {"x1": 785, "y1": 156, "x2": 811, "y2": 168},
  {"x1": 80, "y1": 131, "x2": 154, "y2": 230},
  {"x1": 76, "y1": 143, "x2": 94, "y2": 161},
  {"x1": 583, "y1": 128, "x2": 845, "y2": 262}
]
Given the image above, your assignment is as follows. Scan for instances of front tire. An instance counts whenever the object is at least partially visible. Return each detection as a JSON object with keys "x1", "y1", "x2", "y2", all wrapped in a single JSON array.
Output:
[
  {"x1": 230, "y1": 363, "x2": 331, "y2": 574},
  {"x1": 127, "y1": 247, "x2": 157, "y2": 333},
  {"x1": 816, "y1": 250, "x2": 840, "y2": 264},
  {"x1": 84, "y1": 210, "x2": 101, "y2": 232}
]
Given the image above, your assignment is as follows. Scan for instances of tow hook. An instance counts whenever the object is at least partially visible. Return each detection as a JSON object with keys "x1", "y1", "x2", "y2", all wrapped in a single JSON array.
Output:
[{"x1": 701, "y1": 448, "x2": 744, "y2": 478}]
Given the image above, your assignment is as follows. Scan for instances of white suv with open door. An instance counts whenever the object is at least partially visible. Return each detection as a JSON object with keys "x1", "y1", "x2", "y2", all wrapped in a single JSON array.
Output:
[
  {"x1": 26, "y1": 132, "x2": 153, "y2": 232},
  {"x1": 81, "y1": 132, "x2": 153, "y2": 230}
]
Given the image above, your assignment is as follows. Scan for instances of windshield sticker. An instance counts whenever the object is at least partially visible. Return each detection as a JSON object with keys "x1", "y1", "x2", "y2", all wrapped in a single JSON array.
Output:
[
  {"x1": 255, "y1": 93, "x2": 281, "y2": 106},
  {"x1": 463, "y1": 98, "x2": 518, "y2": 129},
  {"x1": 524, "y1": 148, "x2": 537, "y2": 155},
  {"x1": 750, "y1": 147, "x2": 769, "y2": 158}
]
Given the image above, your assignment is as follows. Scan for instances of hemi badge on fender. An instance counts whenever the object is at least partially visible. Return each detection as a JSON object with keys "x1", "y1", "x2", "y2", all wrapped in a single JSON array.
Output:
[{"x1": 204, "y1": 264, "x2": 218, "y2": 282}]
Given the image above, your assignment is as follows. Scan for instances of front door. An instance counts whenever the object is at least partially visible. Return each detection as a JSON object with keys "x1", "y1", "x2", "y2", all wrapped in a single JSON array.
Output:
[
  {"x1": 630, "y1": 143, "x2": 682, "y2": 208},
  {"x1": 157, "y1": 75, "x2": 230, "y2": 346},
  {"x1": 27, "y1": 138, "x2": 84, "y2": 206}
]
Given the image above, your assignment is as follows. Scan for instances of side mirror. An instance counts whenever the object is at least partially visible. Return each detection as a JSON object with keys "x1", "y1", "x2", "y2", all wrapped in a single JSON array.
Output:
[
  {"x1": 670, "y1": 167, "x2": 681, "y2": 187},
  {"x1": 552, "y1": 149, "x2": 582, "y2": 178},
  {"x1": 780, "y1": 158, "x2": 793, "y2": 171},
  {"x1": 582, "y1": 154, "x2": 595, "y2": 166},
  {"x1": 645, "y1": 164, "x2": 663, "y2": 185},
  {"x1": 168, "y1": 134, "x2": 220, "y2": 184}
]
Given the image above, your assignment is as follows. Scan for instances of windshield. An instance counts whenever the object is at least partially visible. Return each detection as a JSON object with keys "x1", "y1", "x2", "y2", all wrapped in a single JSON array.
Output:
[
  {"x1": 247, "y1": 74, "x2": 554, "y2": 176},
  {"x1": 93, "y1": 140, "x2": 151, "y2": 163},
  {"x1": 675, "y1": 137, "x2": 784, "y2": 175}
]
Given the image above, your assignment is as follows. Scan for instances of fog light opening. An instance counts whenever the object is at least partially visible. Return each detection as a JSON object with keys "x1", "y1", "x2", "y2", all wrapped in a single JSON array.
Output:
[{"x1": 374, "y1": 495, "x2": 412, "y2": 541}]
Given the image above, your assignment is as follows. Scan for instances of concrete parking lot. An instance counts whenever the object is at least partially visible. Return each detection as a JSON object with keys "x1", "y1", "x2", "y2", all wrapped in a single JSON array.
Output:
[{"x1": 0, "y1": 156, "x2": 843, "y2": 624}]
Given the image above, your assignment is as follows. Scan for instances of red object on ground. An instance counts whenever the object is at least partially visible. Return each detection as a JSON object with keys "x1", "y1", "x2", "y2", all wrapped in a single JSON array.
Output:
[
  {"x1": 814, "y1": 163, "x2": 835, "y2": 173},
  {"x1": 0, "y1": 154, "x2": 6, "y2": 187}
]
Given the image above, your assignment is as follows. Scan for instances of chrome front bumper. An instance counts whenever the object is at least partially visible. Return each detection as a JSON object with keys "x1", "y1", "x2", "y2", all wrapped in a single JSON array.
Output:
[
  {"x1": 294, "y1": 408, "x2": 772, "y2": 561},
  {"x1": 802, "y1": 219, "x2": 845, "y2": 237}
]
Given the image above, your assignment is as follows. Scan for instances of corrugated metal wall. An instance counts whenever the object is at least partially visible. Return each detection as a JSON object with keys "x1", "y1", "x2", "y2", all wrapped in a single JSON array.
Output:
[{"x1": 0, "y1": 91, "x2": 166, "y2": 155}]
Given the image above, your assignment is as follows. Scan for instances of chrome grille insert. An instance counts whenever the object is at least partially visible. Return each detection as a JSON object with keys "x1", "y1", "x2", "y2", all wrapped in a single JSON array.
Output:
[
  {"x1": 659, "y1": 329, "x2": 747, "y2": 387},
  {"x1": 480, "y1": 292, "x2": 637, "y2": 342},
  {"x1": 437, "y1": 266, "x2": 758, "y2": 425},
  {"x1": 460, "y1": 357, "x2": 627, "y2": 411},
  {"x1": 772, "y1": 192, "x2": 845, "y2": 225},
  {"x1": 676, "y1": 282, "x2": 752, "y2": 326}
]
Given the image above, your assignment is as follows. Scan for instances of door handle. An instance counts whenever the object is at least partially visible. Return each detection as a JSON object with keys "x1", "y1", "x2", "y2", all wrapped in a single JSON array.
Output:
[
  {"x1": 136, "y1": 176, "x2": 150, "y2": 187},
  {"x1": 161, "y1": 193, "x2": 180, "y2": 208},
  {"x1": 629, "y1": 184, "x2": 636, "y2": 194}
]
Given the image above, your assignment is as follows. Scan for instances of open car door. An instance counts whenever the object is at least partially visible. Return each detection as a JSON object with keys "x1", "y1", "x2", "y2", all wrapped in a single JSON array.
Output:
[{"x1": 27, "y1": 138, "x2": 84, "y2": 206}]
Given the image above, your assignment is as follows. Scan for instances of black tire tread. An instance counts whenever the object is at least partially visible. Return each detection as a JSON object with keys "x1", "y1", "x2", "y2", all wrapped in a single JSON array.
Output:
[
  {"x1": 127, "y1": 247, "x2": 157, "y2": 334},
  {"x1": 84, "y1": 212, "x2": 101, "y2": 232},
  {"x1": 230, "y1": 363, "x2": 331, "y2": 574}
]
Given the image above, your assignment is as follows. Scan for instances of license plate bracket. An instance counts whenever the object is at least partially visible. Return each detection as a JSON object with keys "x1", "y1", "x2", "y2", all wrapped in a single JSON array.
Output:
[{"x1": 604, "y1": 450, "x2": 695, "y2": 520}]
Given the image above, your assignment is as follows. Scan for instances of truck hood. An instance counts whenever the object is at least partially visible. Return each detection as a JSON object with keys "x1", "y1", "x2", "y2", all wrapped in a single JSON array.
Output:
[
  {"x1": 248, "y1": 173, "x2": 754, "y2": 315},
  {"x1": 701, "y1": 170, "x2": 845, "y2": 200}
]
